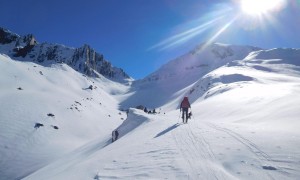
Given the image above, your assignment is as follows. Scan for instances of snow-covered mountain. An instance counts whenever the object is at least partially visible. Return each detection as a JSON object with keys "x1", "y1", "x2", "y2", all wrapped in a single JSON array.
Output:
[
  {"x1": 144, "y1": 43, "x2": 261, "y2": 83},
  {"x1": 120, "y1": 43, "x2": 262, "y2": 109},
  {"x1": 0, "y1": 54, "x2": 129, "y2": 179},
  {"x1": 0, "y1": 27, "x2": 131, "y2": 83},
  {"x1": 23, "y1": 46, "x2": 300, "y2": 179},
  {"x1": 1, "y1": 29, "x2": 300, "y2": 180}
]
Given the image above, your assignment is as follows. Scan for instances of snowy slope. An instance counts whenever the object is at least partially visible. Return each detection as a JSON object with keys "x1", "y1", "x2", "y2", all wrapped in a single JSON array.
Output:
[
  {"x1": 119, "y1": 43, "x2": 261, "y2": 109},
  {"x1": 0, "y1": 54, "x2": 128, "y2": 179},
  {"x1": 1, "y1": 41, "x2": 300, "y2": 180},
  {"x1": 23, "y1": 47, "x2": 300, "y2": 179}
]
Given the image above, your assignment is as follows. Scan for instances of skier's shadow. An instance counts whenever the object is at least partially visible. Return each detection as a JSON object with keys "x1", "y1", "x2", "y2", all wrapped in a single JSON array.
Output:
[{"x1": 154, "y1": 123, "x2": 180, "y2": 138}]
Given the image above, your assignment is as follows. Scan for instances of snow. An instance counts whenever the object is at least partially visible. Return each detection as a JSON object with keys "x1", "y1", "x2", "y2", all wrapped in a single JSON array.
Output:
[
  {"x1": 120, "y1": 43, "x2": 261, "y2": 109},
  {"x1": 1, "y1": 43, "x2": 300, "y2": 180},
  {"x1": 0, "y1": 54, "x2": 126, "y2": 179}
]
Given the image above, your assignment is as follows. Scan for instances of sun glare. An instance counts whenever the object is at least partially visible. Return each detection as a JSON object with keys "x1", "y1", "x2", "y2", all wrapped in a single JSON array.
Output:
[{"x1": 241, "y1": 0, "x2": 285, "y2": 15}]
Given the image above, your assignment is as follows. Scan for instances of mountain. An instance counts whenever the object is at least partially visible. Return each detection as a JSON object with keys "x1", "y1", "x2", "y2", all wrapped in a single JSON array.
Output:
[
  {"x1": 0, "y1": 54, "x2": 129, "y2": 179},
  {"x1": 185, "y1": 47, "x2": 300, "y2": 111},
  {"x1": 23, "y1": 47, "x2": 300, "y2": 180},
  {"x1": 143, "y1": 42, "x2": 262, "y2": 83},
  {"x1": 1, "y1": 27, "x2": 300, "y2": 179},
  {"x1": 0, "y1": 27, "x2": 131, "y2": 83},
  {"x1": 119, "y1": 43, "x2": 262, "y2": 109}
]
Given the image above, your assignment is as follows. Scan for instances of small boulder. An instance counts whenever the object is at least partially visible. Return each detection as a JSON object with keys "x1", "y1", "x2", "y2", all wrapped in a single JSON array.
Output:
[
  {"x1": 34, "y1": 123, "x2": 44, "y2": 129},
  {"x1": 47, "y1": 113, "x2": 55, "y2": 117},
  {"x1": 52, "y1": 125, "x2": 59, "y2": 130}
]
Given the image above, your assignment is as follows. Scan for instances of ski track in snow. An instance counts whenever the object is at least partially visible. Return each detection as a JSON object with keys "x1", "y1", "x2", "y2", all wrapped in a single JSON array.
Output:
[
  {"x1": 205, "y1": 122, "x2": 276, "y2": 179},
  {"x1": 172, "y1": 123, "x2": 224, "y2": 179},
  {"x1": 157, "y1": 116, "x2": 298, "y2": 180},
  {"x1": 202, "y1": 121, "x2": 299, "y2": 180},
  {"x1": 100, "y1": 115, "x2": 297, "y2": 179}
]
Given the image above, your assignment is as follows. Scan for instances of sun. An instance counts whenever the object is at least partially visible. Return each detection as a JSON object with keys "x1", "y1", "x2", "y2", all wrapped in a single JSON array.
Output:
[{"x1": 240, "y1": 0, "x2": 285, "y2": 16}]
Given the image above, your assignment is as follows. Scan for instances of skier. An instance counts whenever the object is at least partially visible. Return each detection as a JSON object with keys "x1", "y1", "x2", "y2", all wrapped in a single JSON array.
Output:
[
  {"x1": 180, "y1": 96, "x2": 191, "y2": 124},
  {"x1": 112, "y1": 129, "x2": 119, "y2": 142}
]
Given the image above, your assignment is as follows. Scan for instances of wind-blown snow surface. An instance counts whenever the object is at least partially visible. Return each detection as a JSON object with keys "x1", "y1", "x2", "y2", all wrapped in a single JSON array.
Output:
[
  {"x1": 1, "y1": 45, "x2": 300, "y2": 180},
  {"x1": 0, "y1": 54, "x2": 128, "y2": 179}
]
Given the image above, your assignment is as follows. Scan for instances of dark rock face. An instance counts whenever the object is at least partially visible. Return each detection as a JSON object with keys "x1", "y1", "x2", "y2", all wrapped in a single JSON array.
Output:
[
  {"x1": 14, "y1": 43, "x2": 35, "y2": 58},
  {"x1": 0, "y1": 28, "x2": 19, "y2": 44},
  {"x1": 0, "y1": 27, "x2": 130, "y2": 82}
]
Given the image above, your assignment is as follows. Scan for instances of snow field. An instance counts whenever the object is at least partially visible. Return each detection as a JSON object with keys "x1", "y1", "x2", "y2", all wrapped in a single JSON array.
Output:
[{"x1": 1, "y1": 44, "x2": 300, "y2": 179}]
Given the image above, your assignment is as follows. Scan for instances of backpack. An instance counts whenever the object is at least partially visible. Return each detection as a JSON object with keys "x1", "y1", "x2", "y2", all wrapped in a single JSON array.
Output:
[{"x1": 181, "y1": 97, "x2": 190, "y2": 108}]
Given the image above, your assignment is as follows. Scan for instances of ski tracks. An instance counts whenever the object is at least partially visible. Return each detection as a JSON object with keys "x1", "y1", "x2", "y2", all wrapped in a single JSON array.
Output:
[
  {"x1": 171, "y1": 120, "x2": 292, "y2": 179},
  {"x1": 207, "y1": 123, "x2": 273, "y2": 162},
  {"x1": 171, "y1": 123, "x2": 228, "y2": 179},
  {"x1": 206, "y1": 122, "x2": 290, "y2": 179}
]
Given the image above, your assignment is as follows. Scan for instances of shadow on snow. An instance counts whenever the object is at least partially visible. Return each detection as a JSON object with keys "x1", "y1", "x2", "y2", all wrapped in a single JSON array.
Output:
[{"x1": 154, "y1": 123, "x2": 180, "y2": 138}]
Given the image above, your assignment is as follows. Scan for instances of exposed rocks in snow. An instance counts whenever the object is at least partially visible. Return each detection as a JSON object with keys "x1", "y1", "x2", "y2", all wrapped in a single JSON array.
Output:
[
  {"x1": 47, "y1": 113, "x2": 55, "y2": 117},
  {"x1": 34, "y1": 123, "x2": 44, "y2": 129},
  {"x1": 75, "y1": 101, "x2": 81, "y2": 105},
  {"x1": 83, "y1": 85, "x2": 93, "y2": 90},
  {"x1": 51, "y1": 125, "x2": 59, "y2": 130}
]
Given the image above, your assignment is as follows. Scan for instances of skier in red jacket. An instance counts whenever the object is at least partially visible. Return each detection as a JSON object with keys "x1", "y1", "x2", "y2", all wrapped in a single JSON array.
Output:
[{"x1": 180, "y1": 96, "x2": 191, "y2": 124}]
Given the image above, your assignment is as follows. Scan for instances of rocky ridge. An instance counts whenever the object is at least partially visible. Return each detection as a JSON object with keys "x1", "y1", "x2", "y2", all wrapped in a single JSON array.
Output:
[{"x1": 0, "y1": 27, "x2": 131, "y2": 82}]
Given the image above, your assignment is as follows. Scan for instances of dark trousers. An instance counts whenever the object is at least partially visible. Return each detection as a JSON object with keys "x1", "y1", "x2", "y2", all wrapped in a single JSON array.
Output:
[{"x1": 181, "y1": 108, "x2": 189, "y2": 123}]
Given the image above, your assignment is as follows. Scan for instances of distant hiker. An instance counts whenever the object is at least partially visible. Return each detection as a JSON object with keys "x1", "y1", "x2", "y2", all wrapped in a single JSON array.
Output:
[
  {"x1": 126, "y1": 109, "x2": 129, "y2": 117},
  {"x1": 144, "y1": 107, "x2": 148, "y2": 113},
  {"x1": 112, "y1": 129, "x2": 119, "y2": 142},
  {"x1": 180, "y1": 96, "x2": 191, "y2": 124},
  {"x1": 152, "y1": 108, "x2": 156, "y2": 114}
]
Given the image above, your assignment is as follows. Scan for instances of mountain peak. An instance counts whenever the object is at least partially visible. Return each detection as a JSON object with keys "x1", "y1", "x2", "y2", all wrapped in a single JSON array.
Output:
[
  {"x1": 0, "y1": 27, "x2": 20, "y2": 44},
  {"x1": 0, "y1": 27, "x2": 131, "y2": 82},
  {"x1": 142, "y1": 42, "x2": 262, "y2": 83}
]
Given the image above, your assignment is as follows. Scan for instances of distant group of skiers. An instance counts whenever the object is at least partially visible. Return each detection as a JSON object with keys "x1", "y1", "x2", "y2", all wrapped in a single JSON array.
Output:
[{"x1": 144, "y1": 107, "x2": 157, "y2": 114}]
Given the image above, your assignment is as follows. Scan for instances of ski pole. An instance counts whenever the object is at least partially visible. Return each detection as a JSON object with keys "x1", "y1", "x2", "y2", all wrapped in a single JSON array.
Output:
[{"x1": 177, "y1": 111, "x2": 181, "y2": 123}]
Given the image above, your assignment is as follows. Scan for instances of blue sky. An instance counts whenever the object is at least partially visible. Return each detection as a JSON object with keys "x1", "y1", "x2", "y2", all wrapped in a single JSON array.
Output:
[{"x1": 1, "y1": 0, "x2": 300, "y2": 79}]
